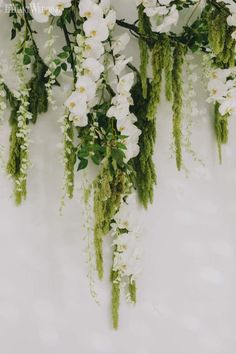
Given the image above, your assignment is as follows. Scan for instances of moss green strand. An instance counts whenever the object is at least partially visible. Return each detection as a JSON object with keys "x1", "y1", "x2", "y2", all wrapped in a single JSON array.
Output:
[{"x1": 172, "y1": 43, "x2": 186, "y2": 171}]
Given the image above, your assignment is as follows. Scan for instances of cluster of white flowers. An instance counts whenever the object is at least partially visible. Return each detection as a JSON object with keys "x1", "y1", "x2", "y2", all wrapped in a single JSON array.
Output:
[
  {"x1": 44, "y1": 26, "x2": 57, "y2": 110},
  {"x1": 65, "y1": 0, "x2": 116, "y2": 127},
  {"x1": 207, "y1": 67, "x2": 236, "y2": 116},
  {"x1": 30, "y1": 0, "x2": 72, "y2": 23},
  {"x1": 107, "y1": 34, "x2": 141, "y2": 162},
  {"x1": 112, "y1": 200, "x2": 142, "y2": 285},
  {"x1": 218, "y1": 0, "x2": 236, "y2": 39},
  {"x1": 136, "y1": 0, "x2": 180, "y2": 33}
]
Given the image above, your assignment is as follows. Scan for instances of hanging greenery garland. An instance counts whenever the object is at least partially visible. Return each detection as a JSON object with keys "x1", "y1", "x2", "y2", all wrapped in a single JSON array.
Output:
[{"x1": 0, "y1": 0, "x2": 236, "y2": 329}]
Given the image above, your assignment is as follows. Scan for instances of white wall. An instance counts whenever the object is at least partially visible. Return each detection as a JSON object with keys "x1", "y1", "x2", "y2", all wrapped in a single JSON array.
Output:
[{"x1": 0, "y1": 2, "x2": 236, "y2": 354}]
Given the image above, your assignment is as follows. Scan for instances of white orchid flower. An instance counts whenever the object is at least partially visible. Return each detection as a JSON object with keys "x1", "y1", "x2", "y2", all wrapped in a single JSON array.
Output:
[
  {"x1": 117, "y1": 73, "x2": 134, "y2": 96},
  {"x1": 82, "y1": 58, "x2": 104, "y2": 81},
  {"x1": 83, "y1": 18, "x2": 109, "y2": 42},
  {"x1": 154, "y1": 5, "x2": 179, "y2": 33},
  {"x1": 207, "y1": 79, "x2": 228, "y2": 101},
  {"x1": 113, "y1": 56, "x2": 133, "y2": 76},
  {"x1": 100, "y1": 0, "x2": 111, "y2": 14},
  {"x1": 75, "y1": 76, "x2": 96, "y2": 101},
  {"x1": 105, "y1": 9, "x2": 116, "y2": 30},
  {"x1": 219, "y1": 98, "x2": 236, "y2": 116},
  {"x1": 83, "y1": 38, "x2": 105, "y2": 59},
  {"x1": 65, "y1": 91, "x2": 87, "y2": 115},
  {"x1": 71, "y1": 113, "x2": 88, "y2": 127},
  {"x1": 49, "y1": 0, "x2": 72, "y2": 16},
  {"x1": 30, "y1": 0, "x2": 50, "y2": 23},
  {"x1": 111, "y1": 33, "x2": 130, "y2": 55},
  {"x1": 79, "y1": 0, "x2": 103, "y2": 19}
]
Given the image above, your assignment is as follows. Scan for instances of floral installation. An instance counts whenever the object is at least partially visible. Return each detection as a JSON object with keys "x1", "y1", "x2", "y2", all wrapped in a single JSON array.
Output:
[{"x1": 0, "y1": 0, "x2": 235, "y2": 328}]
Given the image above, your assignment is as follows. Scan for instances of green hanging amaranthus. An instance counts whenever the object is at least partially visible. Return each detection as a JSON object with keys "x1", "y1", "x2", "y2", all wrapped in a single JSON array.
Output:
[
  {"x1": 138, "y1": 4, "x2": 151, "y2": 99},
  {"x1": 94, "y1": 159, "x2": 127, "y2": 279},
  {"x1": 171, "y1": 43, "x2": 186, "y2": 171},
  {"x1": 207, "y1": 5, "x2": 236, "y2": 161},
  {"x1": 214, "y1": 102, "x2": 229, "y2": 164},
  {"x1": 163, "y1": 36, "x2": 173, "y2": 102},
  {"x1": 131, "y1": 79, "x2": 156, "y2": 208},
  {"x1": 147, "y1": 40, "x2": 164, "y2": 121}
]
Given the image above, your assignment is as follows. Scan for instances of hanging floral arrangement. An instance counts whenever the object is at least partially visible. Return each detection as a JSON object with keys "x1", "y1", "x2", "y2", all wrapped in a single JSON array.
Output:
[{"x1": 0, "y1": 0, "x2": 236, "y2": 329}]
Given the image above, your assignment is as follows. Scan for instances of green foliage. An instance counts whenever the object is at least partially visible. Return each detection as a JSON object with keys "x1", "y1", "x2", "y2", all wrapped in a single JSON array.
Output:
[
  {"x1": 93, "y1": 161, "x2": 127, "y2": 279},
  {"x1": 65, "y1": 118, "x2": 76, "y2": 199},
  {"x1": 172, "y1": 43, "x2": 186, "y2": 171},
  {"x1": 131, "y1": 79, "x2": 156, "y2": 208},
  {"x1": 138, "y1": 5, "x2": 151, "y2": 99},
  {"x1": 147, "y1": 41, "x2": 164, "y2": 121},
  {"x1": 28, "y1": 58, "x2": 49, "y2": 123},
  {"x1": 6, "y1": 123, "x2": 27, "y2": 205}
]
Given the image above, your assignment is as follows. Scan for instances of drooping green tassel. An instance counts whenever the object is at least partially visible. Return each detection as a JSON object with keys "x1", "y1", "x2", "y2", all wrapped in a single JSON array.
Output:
[
  {"x1": 28, "y1": 58, "x2": 49, "y2": 123},
  {"x1": 216, "y1": 27, "x2": 236, "y2": 67},
  {"x1": 214, "y1": 102, "x2": 229, "y2": 164},
  {"x1": 172, "y1": 43, "x2": 186, "y2": 171},
  {"x1": 131, "y1": 79, "x2": 157, "y2": 208},
  {"x1": 111, "y1": 269, "x2": 120, "y2": 330},
  {"x1": 163, "y1": 36, "x2": 173, "y2": 102},
  {"x1": 138, "y1": 5, "x2": 151, "y2": 99},
  {"x1": 208, "y1": 10, "x2": 227, "y2": 56},
  {"x1": 129, "y1": 278, "x2": 137, "y2": 303},
  {"x1": 94, "y1": 164, "x2": 126, "y2": 279},
  {"x1": 147, "y1": 41, "x2": 164, "y2": 121}
]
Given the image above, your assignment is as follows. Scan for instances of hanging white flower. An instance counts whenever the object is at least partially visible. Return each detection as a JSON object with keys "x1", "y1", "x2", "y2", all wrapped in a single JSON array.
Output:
[
  {"x1": 117, "y1": 72, "x2": 135, "y2": 96},
  {"x1": 83, "y1": 18, "x2": 109, "y2": 42},
  {"x1": 75, "y1": 76, "x2": 97, "y2": 101},
  {"x1": 82, "y1": 58, "x2": 104, "y2": 81},
  {"x1": 79, "y1": 0, "x2": 103, "y2": 20},
  {"x1": 113, "y1": 56, "x2": 133, "y2": 76},
  {"x1": 111, "y1": 33, "x2": 130, "y2": 55},
  {"x1": 83, "y1": 38, "x2": 105, "y2": 59},
  {"x1": 153, "y1": 5, "x2": 179, "y2": 33},
  {"x1": 30, "y1": 0, "x2": 50, "y2": 23},
  {"x1": 64, "y1": 91, "x2": 87, "y2": 115},
  {"x1": 207, "y1": 79, "x2": 228, "y2": 102},
  {"x1": 105, "y1": 9, "x2": 116, "y2": 30},
  {"x1": 100, "y1": 0, "x2": 111, "y2": 14},
  {"x1": 70, "y1": 113, "x2": 88, "y2": 127}
]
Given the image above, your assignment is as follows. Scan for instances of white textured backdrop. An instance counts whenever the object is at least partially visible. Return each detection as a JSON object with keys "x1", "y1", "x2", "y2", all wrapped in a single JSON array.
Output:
[{"x1": 0, "y1": 1, "x2": 236, "y2": 353}]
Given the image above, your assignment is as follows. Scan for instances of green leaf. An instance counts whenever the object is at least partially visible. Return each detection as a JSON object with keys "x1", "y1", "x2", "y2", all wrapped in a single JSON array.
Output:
[
  {"x1": 61, "y1": 63, "x2": 67, "y2": 71},
  {"x1": 53, "y1": 58, "x2": 61, "y2": 65},
  {"x1": 58, "y1": 52, "x2": 68, "y2": 59},
  {"x1": 11, "y1": 28, "x2": 16, "y2": 40},
  {"x1": 62, "y1": 46, "x2": 70, "y2": 52},
  {"x1": 111, "y1": 148, "x2": 125, "y2": 167},
  {"x1": 91, "y1": 154, "x2": 101, "y2": 165},
  {"x1": 53, "y1": 66, "x2": 61, "y2": 77},
  {"x1": 23, "y1": 55, "x2": 31, "y2": 65},
  {"x1": 78, "y1": 147, "x2": 89, "y2": 158},
  {"x1": 77, "y1": 158, "x2": 88, "y2": 170},
  {"x1": 25, "y1": 47, "x2": 34, "y2": 56}
]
